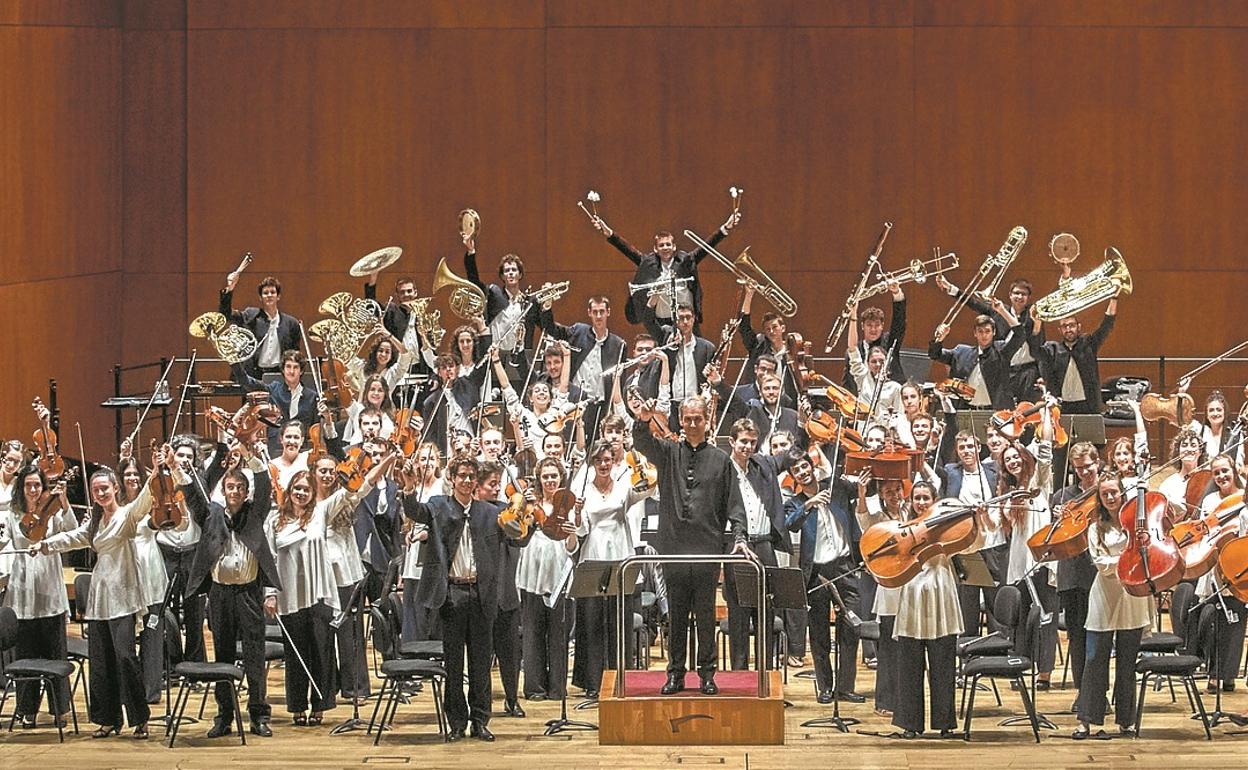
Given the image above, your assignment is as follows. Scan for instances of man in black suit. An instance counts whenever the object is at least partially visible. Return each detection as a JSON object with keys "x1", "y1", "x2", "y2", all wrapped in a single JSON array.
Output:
[
  {"x1": 737, "y1": 286, "x2": 800, "y2": 405},
  {"x1": 363, "y1": 273, "x2": 436, "y2": 375},
  {"x1": 463, "y1": 239, "x2": 541, "y2": 382},
  {"x1": 539, "y1": 295, "x2": 626, "y2": 447},
  {"x1": 352, "y1": 440, "x2": 403, "y2": 603},
  {"x1": 664, "y1": 304, "x2": 717, "y2": 427},
  {"x1": 592, "y1": 209, "x2": 741, "y2": 340},
  {"x1": 937, "y1": 275, "x2": 1044, "y2": 402},
  {"x1": 182, "y1": 443, "x2": 280, "y2": 738},
  {"x1": 711, "y1": 367, "x2": 801, "y2": 448},
  {"x1": 400, "y1": 455, "x2": 512, "y2": 742},
  {"x1": 221, "y1": 254, "x2": 303, "y2": 379},
  {"x1": 629, "y1": 393, "x2": 749, "y2": 696},
  {"x1": 1037, "y1": 299, "x2": 1118, "y2": 415},
  {"x1": 928, "y1": 302, "x2": 1027, "y2": 411},
  {"x1": 231, "y1": 350, "x2": 322, "y2": 456},
  {"x1": 475, "y1": 460, "x2": 526, "y2": 718},
  {"x1": 421, "y1": 350, "x2": 492, "y2": 452}
]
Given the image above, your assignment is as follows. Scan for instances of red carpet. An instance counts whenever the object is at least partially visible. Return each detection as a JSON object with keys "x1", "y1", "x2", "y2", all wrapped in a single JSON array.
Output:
[{"x1": 618, "y1": 670, "x2": 763, "y2": 697}]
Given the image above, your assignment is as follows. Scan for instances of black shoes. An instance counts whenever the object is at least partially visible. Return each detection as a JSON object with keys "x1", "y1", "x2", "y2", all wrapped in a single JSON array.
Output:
[
  {"x1": 250, "y1": 720, "x2": 273, "y2": 737},
  {"x1": 446, "y1": 727, "x2": 466, "y2": 742},
  {"x1": 838, "y1": 691, "x2": 866, "y2": 703},
  {"x1": 660, "y1": 673, "x2": 685, "y2": 695},
  {"x1": 470, "y1": 722, "x2": 496, "y2": 742},
  {"x1": 503, "y1": 698, "x2": 526, "y2": 718},
  {"x1": 816, "y1": 690, "x2": 834, "y2": 704},
  {"x1": 699, "y1": 676, "x2": 718, "y2": 695},
  {"x1": 206, "y1": 719, "x2": 233, "y2": 738}
]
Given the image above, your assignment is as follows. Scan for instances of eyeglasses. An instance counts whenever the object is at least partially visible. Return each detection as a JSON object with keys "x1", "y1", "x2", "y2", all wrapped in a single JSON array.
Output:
[{"x1": 454, "y1": 473, "x2": 476, "y2": 481}]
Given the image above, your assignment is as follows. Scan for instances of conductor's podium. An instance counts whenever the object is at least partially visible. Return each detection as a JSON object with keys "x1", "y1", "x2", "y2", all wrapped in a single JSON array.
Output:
[{"x1": 598, "y1": 670, "x2": 784, "y2": 745}]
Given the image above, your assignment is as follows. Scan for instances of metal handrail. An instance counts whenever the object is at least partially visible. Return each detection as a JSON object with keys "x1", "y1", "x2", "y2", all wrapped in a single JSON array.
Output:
[{"x1": 615, "y1": 553, "x2": 768, "y2": 699}]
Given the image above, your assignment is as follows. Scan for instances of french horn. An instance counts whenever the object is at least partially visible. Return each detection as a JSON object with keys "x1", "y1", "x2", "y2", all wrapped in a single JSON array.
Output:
[
  {"x1": 432, "y1": 257, "x2": 487, "y2": 319},
  {"x1": 188, "y1": 311, "x2": 258, "y2": 364}
]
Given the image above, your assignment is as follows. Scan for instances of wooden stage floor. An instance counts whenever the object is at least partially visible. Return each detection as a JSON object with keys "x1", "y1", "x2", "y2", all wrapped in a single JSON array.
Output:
[{"x1": 4, "y1": 631, "x2": 1248, "y2": 768}]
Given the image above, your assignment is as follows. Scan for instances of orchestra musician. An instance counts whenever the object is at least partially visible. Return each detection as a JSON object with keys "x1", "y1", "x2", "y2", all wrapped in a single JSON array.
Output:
[
  {"x1": 1050, "y1": 442, "x2": 1102, "y2": 698},
  {"x1": 936, "y1": 275, "x2": 1043, "y2": 402},
  {"x1": 363, "y1": 272, "x2": 436, "y2": 375},
  {"x1": 463, "y1": 239, "x2": 542, "y2": 381},
  {"x1": 1036, "y1": 299, "x2": 1117, "y2": 415},
  {"x1": 221, "y1": 256, "x2": 303, "y2": 379},
  {"x1": 842, "y1": 280, "x2": 907, "y2": 392}
]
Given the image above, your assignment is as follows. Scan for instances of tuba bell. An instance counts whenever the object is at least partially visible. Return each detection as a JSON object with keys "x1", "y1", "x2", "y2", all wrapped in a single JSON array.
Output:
[
  {"x1": 1033, "y1": 247, "x2": 1132, "y2": 322},
  {"x1": 432, "y1": 257, "x2": 487, "y2": 319},
  {"x1": 189, "y1": 311, "x2": 258, "y2": 365}
]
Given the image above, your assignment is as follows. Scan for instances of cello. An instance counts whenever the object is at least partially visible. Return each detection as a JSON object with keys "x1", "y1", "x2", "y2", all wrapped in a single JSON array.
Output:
[
  {"x1": 1116, "y1": 470, "x2": 1183, "y2": 597},
  {"x1": 1216, "y1": 534, "x2": 1248, "y2": 603},
  {"x1": 1174, "y1": 491, "x2": 1246, "y2": 580},
  {"x1": 1027, "y1": 484, "x2": 1096, "y2": 562}
]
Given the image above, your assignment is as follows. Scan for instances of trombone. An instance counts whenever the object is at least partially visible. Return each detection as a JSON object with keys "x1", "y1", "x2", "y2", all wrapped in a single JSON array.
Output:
[
  {"x1": 683, "y1": 230, "x2": 796, "y2": 318},
  {"x1": 936, "y1": 225, "x2": 1027, "y2": 328},
  {"x1": 824, "y1": 222, "x2": 893, "y2": 352},
  {"x1": 855, "y1": 249, "x2": 960, "y2": 301}
]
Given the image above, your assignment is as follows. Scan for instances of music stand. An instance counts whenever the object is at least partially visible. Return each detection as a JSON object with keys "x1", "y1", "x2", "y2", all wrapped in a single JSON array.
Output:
[
  {"x1": 952, "y1": 552, "x2": 996, "y2": 588},
  {"x1": 543, "y1": 561, "x2": 618, "y2": 735},
  {"x1": 801, "y1": 568, "x2": 865, "y2": 732}
]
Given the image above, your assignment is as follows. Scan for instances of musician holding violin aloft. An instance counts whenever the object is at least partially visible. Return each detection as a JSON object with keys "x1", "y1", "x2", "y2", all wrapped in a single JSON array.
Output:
[
  {"x1": 1191, "y1": 454, "x2": 1247, "y2": 693},
  {"x1": 846, "y1": 298, "x2": 902, "y2": 421},
  {"x1": 784, "y1": 450, "x2": 865, "y2": 703},
  {"x1": 31, "y1": 444, "x2": 188, "y2": 739},
  {"x1": 116, "y1": 449, "x2": 170, "y2": 705},
  {"x1": 1073, "y1": 471, "x2": 1153, "y2": 739},
  {"x1": 1, "y1": 463, "x2": 76, "y2": 728}
]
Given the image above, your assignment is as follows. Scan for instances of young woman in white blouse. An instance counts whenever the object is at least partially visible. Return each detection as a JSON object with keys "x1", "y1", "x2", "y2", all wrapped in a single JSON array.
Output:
[
  {"x1": 1194, "y1": 454, "x2": 1247, "y2": 693},
  {"x1": 118, "y1": 455, "x2": 169, "y2": 705},
  {"x1": 263, "y1": 451, "x2": 393, "y2": 725},
  {"x1": 1158, "y1": 428, "x2": 1206, "y2": 516},
  {"x1": 890, "y1": 481, "x2": 964, "y2": 738},
  {"x1": 341, "y1": 375, "x2": 397, "y2": 446},
  {"x1": 1074, "y1": 471, "x2": 1154, "y2": 739},
  {"x1": 3, "y1": 464, "x2": 75, "y2": 728},
  {"x1": 398, "y1": 442, "x2": 443, "y2": 642},
  {"x1": 855, "y1": 474, "x2": 907, "y2": 717},
  {"x1": 34, "y1": 446, "x2": 186, "y2": 739},
  {"x1": 0, "y1": 440, "x2": 25, "y2": 580}
]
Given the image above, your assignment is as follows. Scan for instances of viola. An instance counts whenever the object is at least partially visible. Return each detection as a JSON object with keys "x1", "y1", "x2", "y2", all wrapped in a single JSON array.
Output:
[
  {"x1": 19, "y1": 467, "x2": 79, "y2": 541},
  {"x1": 319, "y1": 340, "x2": 357, "y2": 420},
  {"x1": 626, "y1": 385, "x2": 677, "y2": 441},
  {"x1": 805, "y1": 409, "x2": 865, "y2": 452},
  {"x1": 307, "y1": 423, "x2": 328, "y2": 455},
  {"x1": 1027, "y1": 485, "x2": 1095, "y2": 562},
  {"x1": 335, "y1": 445, "x2": 375, "y2": 492},
  {"x1": 148, "y1": 440, "x2": 185, "y2": 531},
  {"x1": 862, "y1": 490, "x2": 1038, "y2": 588},
  {"x1": 31, "y1": 397, "x2": 66, "y2": 479},
  {"x1": 1216, "y1": 534, "x2": 1248, "y2": 603},
  {"x1": 822, "y1": 383, "x2": 872, "y2": 421},
  {"x1": 844, "y1": 448, "x2": 922, "y2": 482},
  {"x1": 538, "y1": 401, "x2": 584, "y2": 434},
  {"x1": 1116, "y1": 477, "x2": 1183, "y2": 597},
  {"x1": 498, "y1": 478, "x2": 542, "y2": 540},
  {"x1": 627, "y1": 448, "x2": 657, "y2": 494},
  {"x1": 541, "y1": 489, "x2": 579, "y2": 541},
  {"x1": 1174, "y1": 491, "x2": 1246, "y2": 580},
  {"x1": 933, "y1": 378, "x2": 976, "y2": 401},
  {"x1": 1138, "y1": 392, "x2": 1194, "y2": 427},
  {"x1": 990, "y1": 399, "x2": 1068, "y2": 447}
]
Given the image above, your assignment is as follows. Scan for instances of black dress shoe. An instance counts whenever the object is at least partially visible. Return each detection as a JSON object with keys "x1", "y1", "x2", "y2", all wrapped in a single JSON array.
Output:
[
  {"x1": 816, "y1": 690, "x2": 833, "y2": 705},
  {"x1": 250, "y1": 721, "x2": 273, "y2": 737},
  {"x1": 206, "y1": 719, "x2": 233, "y2": 738},
  {"x1": 446, "y1": 727, "x2": 466, "y2": 742},
  {"x1": 838, "y1": 691, "x2": 866, "y2": 703},
  {"x1": 504, "y1": 698, "x2": 526, "y2": 718},
  {"x1": 470, "y1": 722, "x2": 496, "y2": 742},
  {"x1": 660, "y1": 674, "x2": 685, "y2": 695},
  {"x1": 699, "y1": 676, "x2": 718, "y2": 695}
]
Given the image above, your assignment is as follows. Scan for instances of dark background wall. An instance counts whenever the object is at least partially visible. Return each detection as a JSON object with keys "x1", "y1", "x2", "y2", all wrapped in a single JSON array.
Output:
[{"x1": 5, "y1": 0, "x2": 1247, "y2": 457}]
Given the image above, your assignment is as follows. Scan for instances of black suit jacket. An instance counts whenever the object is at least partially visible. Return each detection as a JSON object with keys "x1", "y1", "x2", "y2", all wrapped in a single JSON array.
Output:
[
  {"x1": 183, "y1": 459, "x2": 281, "y2": 597},
  {"x1": 740, "y1": 452, "x2": 796, "y2": 553},
  {"x1": 538, "y1": 311, "x2": 626, "y2": 401},
  {"x1": 606, "y1": 227, "x2": 728, "y2": 325},
  {"x1": 363, "y1": 282, "x2": 433, "y2": 375},
  {"x1": 1037, "y1": 313, "x2": 1116, "y2": 411},
  {"x1": 939, "y1": 460, "x2": 1000, "y2": 500},
  {"x1": 401, "y1": 493, "x2": 510, "y2": 620},
  {"x1": 353, "y1": 481, "x2": 403, "y2": 569},
  {"x1": 928, "y1": 327, "x2": 1025, "y2": 410},
  {"x1": 463, "y1": 251, "x2": 541, "y2": 353},
  {"x1": 663, "y1": 335, "x2": 716, "y2": 399},
  {"x1": 230, "y1": 364, "x2": 320, "y2": 455},
  {"x1": 219, "y1": 289, "x2": 303, "y2": 378},
  {"x1": 842, "y1": 297, "x2": 908, "y2": 391}
]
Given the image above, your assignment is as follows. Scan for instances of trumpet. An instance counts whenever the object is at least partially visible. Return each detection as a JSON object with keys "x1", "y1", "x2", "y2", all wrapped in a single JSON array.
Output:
[
  {"x1": 683, "y1": 230, "x2": 796, "y2": 318},
  {"x1": 824, "y1": 222, "x2": 893, "y2": 352},
  {"x1": 524, "y1": 281, "x2": 571, "y2": 307},
  {"x1": 629, "y1": 275, "x2": 693, "y2": 297},
  {"x1": 937, "y1": 225, "x2": 1027, "y2": 328},
  {"x1": 432, "y1": 257, "x2": 487, "y2": 319},
  {"x1": 855, "y1": 249, "x2": 960, "y2": 301}
]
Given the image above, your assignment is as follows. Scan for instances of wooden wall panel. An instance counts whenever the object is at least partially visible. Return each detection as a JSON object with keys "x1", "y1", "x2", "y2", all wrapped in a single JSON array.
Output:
[
  {"x1": 186, "y1": 0, "x2": 544, "y2": 30},
  {"x1": 0, "y1": 0, "x2": 120, "y2": 27},
  {"x1": 915, "y1": 0, "x2": 1248, "y2": 27}
]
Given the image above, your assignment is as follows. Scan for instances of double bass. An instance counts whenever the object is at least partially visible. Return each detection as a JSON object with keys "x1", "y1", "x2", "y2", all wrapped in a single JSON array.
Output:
[{"x1": 1116, "y1": 472, "x2": 1183, "y2": 597}]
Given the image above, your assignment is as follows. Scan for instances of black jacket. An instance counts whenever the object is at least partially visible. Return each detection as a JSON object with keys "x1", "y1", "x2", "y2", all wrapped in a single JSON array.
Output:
[
  {"x1": 363, "y1": 282, "x2": 433, "y2": 375},
  {"x1": 400, "y1": 493, "x2": 512, "y2": 620},
  {"x1": 842, "y1": 297, "x2": 908, "y2": 391},
  {"x1": 230, "y1": 363, "x2": 321, "y2": 455},
  {"x1": 538, "y1": 310, "x2": 626, "y2": 401},
  {"x1": 1037, "y1": 313, "x2": 1115, "y2": 411},
  {"x1": 183, "y1": 458, "x2": 281, "y2": 597},
  {"x1": 606, "y1": 227, "x2": 728, "y2": 325},
  {"x1": 219, "y1": 289, "x2": 303, "y2": 378},
  {"x1": 927, "y1": 327, "x2": 1025, "y2": 410},
  {"x1": 463, "y1": 251, "x2": 541, "y2": 353}
]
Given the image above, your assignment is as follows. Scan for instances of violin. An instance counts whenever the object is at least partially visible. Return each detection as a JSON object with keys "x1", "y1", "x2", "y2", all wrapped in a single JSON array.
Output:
[
  {"x1": 319, "y1": 340, "x2": 357, "y2": 420},
  {"x1": 862, "y1": 489, "x2": 1039, "y2": 588},
  {"x1": 1137, "y1": 392, "x2": 1194, "y2": 427},
  {"x1": 1174, "y1": 491, "x2": 1246, "y2": 580},
  {"x1": 19, "y1": 467, "x2": 79, "y2": 541},
  {"x1": 538, "y1": 401, "x2": 584, "y2": 434},
  {"x1": 805, "y1": 409, "x2": 865, "y2": 452},
  {"x1": 1216, "y1": 534, "x2": 1248, "y2": 603},
  {"x1": 541, "y1": 489, "x2": 579, "y2": 541},
  {"x1": 391, "y1": 407, "x2": 421, "y2": 457},
  {"x1": 498, "y1": 477, "x2": 542, "y2": 540},
  {"x1": 627, "y1": 448, "x2": 657, "y2": 493},
  {"x1": 822, "y1": 383, "x2": 872, "y2": 421},
  {"x1": 147, "y1": 440, "x2": 185, "y2": 531},
  {"x1": 627, "y1": 385, "x2": 678, "y2": 441},
  {"x1": 989, "y1": 389, "x2": 1068, "y2": 447},
  {"x1": 335, "y1": 445, "x2": 375, "y2": 492},
  {"x1": 934, "y1": 378, "x2": 976, "y2": 401},
  {"x1": 1116, "y1": 476, "x2": 1183, "y2": 597},
  {"x1": 1027, "y1": 485, "x2": 1095, "y2": 562},
  {"x1": 31, "y1": 397, "x2": 66, "y2": 479}
]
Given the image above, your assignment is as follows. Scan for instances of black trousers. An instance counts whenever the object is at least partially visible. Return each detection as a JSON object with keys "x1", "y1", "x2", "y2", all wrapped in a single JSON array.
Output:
[
  {"x1": 280, "y1": 602, "x2": 337, "y2": 714},
  {"x1": 724, "y1": 542, "x2": 778, "y2": 670},
  {"x1": 578, "y1": 593, "x2": 637, "y2": 693},
  {"x1": 492, "y1": 606, "x2": 521, "y2": 702},
  {"x1": 138, "y1": 603, "x2": 163, "y2": 703},
  {"x1": 875, "y1": 615, "x2": 898, "y2": 713},
  {"x1": 160, "y1": 545, "x2": 206, "y2": 663},
  {"x1": 958, "y1": 543, "x2": 1008, "y2": 636},
  {"x1": 1060, "y1": 586, "x2": 1090, "y2": 688},
  {"x1": 521, "y1": 591, "x2": 571, "y2": 699},
  {"x1": 88, "y1": 615, "x2": 150, "y2": 728},
  {"x1": 439, "y1": 583, "x2": 494, "y2": 729},
  {"x1": 1015, "y1": 568, "x2": 1059, "y2": 675},
  {"x1": 1079, "y1": 627, "x2": 1143, "y2": 727},
  {"x1": 665, "y1": 562, "x2": 718, "y2": 679},
  {"x1": 784, "y1": 607, "x2": 808, "y2": 656},
  {"x1": 208, "y1": 580, "x2": 270, "y2": 722},
  {"x1": 334, "y1": 583, "x2": 370, "y2": 699},
  {"x1": 15, "y1": 613, "x2": 70, "y2": 716},
  {"x1": 401, "y1": 577, "x2": 431, "y2": 643},
  {"x1": 892, "y1": 634, "x2": 957, "y2": 733},
  {"x1": 806, "y1": 557, "x2": 861, "y2": 694}
]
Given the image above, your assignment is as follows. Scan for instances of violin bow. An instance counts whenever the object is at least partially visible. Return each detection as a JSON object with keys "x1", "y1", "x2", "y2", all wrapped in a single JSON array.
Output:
[
  {"x1": 126, "y1": 356, "x2": 179, "y2": 448},
  {"x1": 170, "y1": 349, "x2": 198, "y2": 436},
  {"x1": 75, "y1": 422, "x2": 88, "y2": 512}
]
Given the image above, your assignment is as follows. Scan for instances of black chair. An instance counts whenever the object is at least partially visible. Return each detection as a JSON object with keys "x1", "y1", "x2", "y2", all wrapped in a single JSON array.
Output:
[
  {"x1": 956, "y1": 629, "x2": 1010, "y2": 715},
  {"x1": 1134, "y1": 585, "x2": 1187, "y2": 703},
  {"x1": 0, "y1": 607, "x2": 79, "y2": 742},
  {"x1": 367, "y1": 605, "x2": 446, "y2": 745},
  {"x1": 960, "y1": 586, "x2": 1042, "y2": 743},
  {"x1": 1134, "y1": 582, "x2": 1212, "y2": 740},
  {"x1": 68, "y1": 572, "x2": 93, "y2": 710},
  {"x1": 165, "y1": 661, "x2": 246, "y2": 748}
]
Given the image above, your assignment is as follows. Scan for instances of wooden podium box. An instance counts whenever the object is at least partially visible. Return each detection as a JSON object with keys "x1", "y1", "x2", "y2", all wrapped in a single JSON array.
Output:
[{"x1": 598, "y1": 670, "x2": 784, "y2": 746}]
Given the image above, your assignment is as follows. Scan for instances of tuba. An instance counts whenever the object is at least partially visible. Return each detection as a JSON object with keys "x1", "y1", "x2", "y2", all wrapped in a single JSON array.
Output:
[
  {"x1": 1033, "y1": 247, "x2": 1132, "y2": 322},
  {"x1": 189, "y1": 312, "x2": 258, "y2": 364},
  {"x1": 432, "y1": 257, "x2": 487, "y2": 319}
]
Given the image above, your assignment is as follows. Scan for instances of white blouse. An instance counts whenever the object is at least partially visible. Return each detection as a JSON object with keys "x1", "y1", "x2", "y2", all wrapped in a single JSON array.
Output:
[
  {"x1": 400, "y1": 480, "x2": 443, "y2": 581},
  {"x1": 1006, "y1": 442, "x2": 1054, "y2": 585},
  {"x1": 578, "y1": 477, "x2": 652, "y2": 562},
  {"x1": 857, "y1": 501, "x2": 903, "y2": 617},
  {"x1": 1085, "y1": 520, "x2": 1154, "y2": 632},
  {"x1": 1195, "y1": 490, "x2": 1248, "y2": 599},
  {"x1": 893, "y1": 554, "x2": 964, "y2": 640},
  {"x1": 267, "y1": 485, "x2": 366, "y2": 615},
  {"x1": 0, "y1": 505, "x2": 76, "y2": 619},
  {"x1": 134, "y1": 514, "x2": 169, "y2": 608},
  {"x1": 515, "y1": 527, "x2": 575, "y2": 597}
]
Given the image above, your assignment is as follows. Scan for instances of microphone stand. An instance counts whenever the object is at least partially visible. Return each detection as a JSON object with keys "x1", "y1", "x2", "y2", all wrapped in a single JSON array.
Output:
[
  {"x1": 329, "y1": 580, "x2": 369, "y2": 735},
  {"x1": 1191, "y1": 577, "x2": 1239, "y2": 728}
]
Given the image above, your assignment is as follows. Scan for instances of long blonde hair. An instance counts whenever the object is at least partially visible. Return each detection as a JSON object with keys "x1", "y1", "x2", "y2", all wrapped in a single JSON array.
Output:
[{"x1": 276, "y1": 469, "x2": 318, "y2": 530}]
